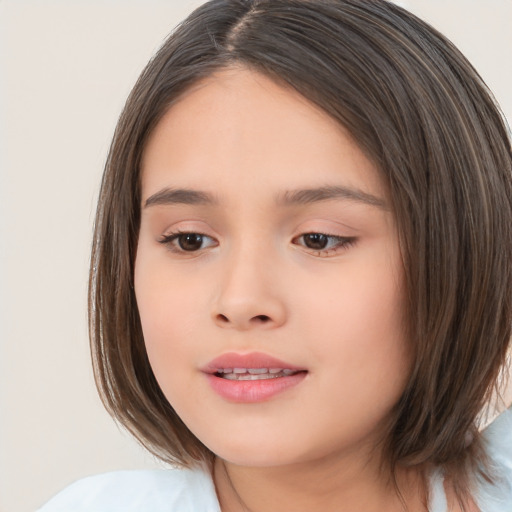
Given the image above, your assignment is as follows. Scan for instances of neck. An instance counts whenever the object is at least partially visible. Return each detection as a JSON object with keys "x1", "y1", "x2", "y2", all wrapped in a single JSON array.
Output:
[{"x1": 213, "y1": 450, "x2": 428, "y2": 512}]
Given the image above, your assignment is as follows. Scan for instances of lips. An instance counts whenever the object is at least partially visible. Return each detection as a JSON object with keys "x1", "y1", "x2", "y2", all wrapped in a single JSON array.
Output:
[
  {"x1": 202, "y1": 352, "x2": 307, "y2": 403},
  {"x1": 217, "y1": 368, "x2": 298, "y2": 380}
]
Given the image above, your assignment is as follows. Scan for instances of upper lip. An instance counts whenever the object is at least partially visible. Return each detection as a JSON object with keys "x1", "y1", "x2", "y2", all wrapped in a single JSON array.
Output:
[{"x1": 202, "y1": 352, "x2": 306, "y2": 374}]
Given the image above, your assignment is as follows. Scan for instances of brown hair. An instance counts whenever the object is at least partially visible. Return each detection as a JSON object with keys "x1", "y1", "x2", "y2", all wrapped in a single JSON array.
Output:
[{"x1": 89, "y1": 0, "x2": 512, "y2": 505}]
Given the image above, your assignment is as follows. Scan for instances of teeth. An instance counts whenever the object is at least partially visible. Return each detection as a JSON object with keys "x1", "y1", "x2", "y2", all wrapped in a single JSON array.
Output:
[
  {"x1": 217, "y1": 368, "x2": 299, "y2": 381},
  {"x1": 224, "y1": 373, "x2": 275, "y2": 380},
  {"x1": 247, "y1": 368, "x2": 269, "y2": 375}
]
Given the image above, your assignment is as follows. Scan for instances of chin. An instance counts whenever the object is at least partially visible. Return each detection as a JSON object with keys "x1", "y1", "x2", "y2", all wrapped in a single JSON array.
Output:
[
  {"x1": 202, "y1": 434, "x2": 302, "y2": 468},
  {"x1": 217, "y1": 451, "x2": 296, "y2": 468}
]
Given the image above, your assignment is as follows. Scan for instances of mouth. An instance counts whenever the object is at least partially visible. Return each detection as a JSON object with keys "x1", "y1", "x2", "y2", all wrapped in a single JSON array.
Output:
[
  {"x1": 203, "y1": 352, "x2": 308, "y2": 403},
  {"x1": 214, "y1": 368, "x2": 303, "y2": 381}
]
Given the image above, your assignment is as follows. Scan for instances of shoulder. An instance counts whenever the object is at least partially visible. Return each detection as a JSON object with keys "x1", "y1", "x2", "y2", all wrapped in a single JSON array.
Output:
[
  {"x1": 482, "y1": 405, "x2": 512, "y2": 468},
  {"x1": 37, "y1": 466, "x2": 220, "y2": 512},
  {"x1": 475, "y1": 405, "x2": 512, "y2": 512},
  {"x1": 430, "y1": 407, "x2": 512, "y2": 512}
]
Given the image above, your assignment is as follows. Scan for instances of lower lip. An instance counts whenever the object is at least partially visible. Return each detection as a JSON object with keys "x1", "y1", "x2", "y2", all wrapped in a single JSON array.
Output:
[{"x1": 205, "y1": 372, "x2": 307, "y2": 403}]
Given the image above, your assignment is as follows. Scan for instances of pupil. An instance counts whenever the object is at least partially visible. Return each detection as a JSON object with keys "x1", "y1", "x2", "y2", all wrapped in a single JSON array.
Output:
[
  {"x1": 304, "y1": 233, "x2": 328, "y2": 249},
  {"x1": 179, "y1": 233, "x2": 203, "y2": 251}
]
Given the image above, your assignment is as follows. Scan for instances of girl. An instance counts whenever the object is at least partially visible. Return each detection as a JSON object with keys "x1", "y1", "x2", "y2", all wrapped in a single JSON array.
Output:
[{"x1": 38, "y1": 1, "x2": 512, "y2": 511}]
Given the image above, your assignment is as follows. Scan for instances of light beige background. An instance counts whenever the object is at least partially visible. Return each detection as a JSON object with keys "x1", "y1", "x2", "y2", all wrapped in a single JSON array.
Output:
[{"x1": 0, "y1": 1, "x2": 510, "y2": 511}]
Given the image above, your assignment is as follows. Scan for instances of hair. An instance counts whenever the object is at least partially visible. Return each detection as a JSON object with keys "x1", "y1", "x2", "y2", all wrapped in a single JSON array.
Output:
[{"x1": 89, "y1": 0, "x2": 512, "y2": 506}]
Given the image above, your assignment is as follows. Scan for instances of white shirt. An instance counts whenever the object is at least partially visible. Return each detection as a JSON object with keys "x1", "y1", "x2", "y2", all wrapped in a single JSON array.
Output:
[
  {"x1": 37, "y1": 407, "x2": 512, "y2": 512},
  {"x1": 37, "y1": 465, "x2": 220, "y2": 512}
]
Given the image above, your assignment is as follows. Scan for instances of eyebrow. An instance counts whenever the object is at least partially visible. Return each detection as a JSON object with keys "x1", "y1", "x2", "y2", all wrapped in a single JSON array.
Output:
[
  {"x1": 277, "y1": 185, "x2": 387, "y2": 209},
  {"x1": 144, "y1": 185, "x2": 387, "y2": 210},
  {"x1": 144, "y1": 188, "x2": 218, "y2": 208}
]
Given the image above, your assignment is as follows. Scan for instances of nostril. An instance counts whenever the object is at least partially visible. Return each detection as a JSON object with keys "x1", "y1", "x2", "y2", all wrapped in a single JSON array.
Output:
[
  {"x1": 214, "y1": 312, "x2": 276, "y2": 327},
  {"x1": 253, "y1": 315, "x2": 271, "y2": 323}
]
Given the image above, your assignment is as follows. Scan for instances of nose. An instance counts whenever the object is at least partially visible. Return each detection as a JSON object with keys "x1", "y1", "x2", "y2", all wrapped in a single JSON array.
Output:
[{"x1": 211, "y1": 249, "x2": 287, "y2": 331}]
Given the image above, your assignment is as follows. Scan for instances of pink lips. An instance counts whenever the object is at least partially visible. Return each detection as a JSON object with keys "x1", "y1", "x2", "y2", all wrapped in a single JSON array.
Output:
[{"x1": 202, "y1": 352, "x2": 307, "y2": 403}]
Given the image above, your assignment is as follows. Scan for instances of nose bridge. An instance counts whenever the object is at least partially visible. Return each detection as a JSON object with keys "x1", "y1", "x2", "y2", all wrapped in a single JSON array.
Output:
[{"x1": 212, "y1": 238, "x2": 286, "y2": 330}]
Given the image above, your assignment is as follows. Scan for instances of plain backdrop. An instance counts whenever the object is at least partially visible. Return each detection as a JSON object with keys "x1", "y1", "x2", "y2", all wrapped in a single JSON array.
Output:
[{"x1": 0, "y1": 1, "x2": 511, "y2": 511}]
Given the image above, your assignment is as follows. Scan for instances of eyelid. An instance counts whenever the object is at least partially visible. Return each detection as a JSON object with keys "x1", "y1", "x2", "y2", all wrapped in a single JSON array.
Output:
[
  {"x1": 292, "y1": 232, "x2": 357, "y2": 257},
  {"x1": 158, "y1": 230, "x2": 218, "y2": 254},
  {"x1": 156, "y1": 226, "x2": 356, "y2": 257}
]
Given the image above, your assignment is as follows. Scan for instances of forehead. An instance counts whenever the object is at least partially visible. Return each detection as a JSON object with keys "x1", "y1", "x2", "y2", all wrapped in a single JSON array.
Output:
[{"x1": 140, "y1": 67, "x2": 386, "y2": 205}]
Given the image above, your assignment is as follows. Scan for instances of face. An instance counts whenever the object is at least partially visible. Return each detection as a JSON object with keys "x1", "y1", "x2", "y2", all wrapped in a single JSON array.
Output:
[{"x1": 135, "y1": 67, "x2": 410, "y2": 468}]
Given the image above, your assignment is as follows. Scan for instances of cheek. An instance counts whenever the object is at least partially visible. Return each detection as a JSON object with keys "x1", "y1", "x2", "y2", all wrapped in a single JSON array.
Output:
[
  {"x1": 134, "y1": 253, "x2": 201, "y2": 383},
  {"x1": 306, "y1": 247, "x2": 405, "y2": 342},
  {"x1": 303, "y1": 250, "x2": 410, "y2": 396}
]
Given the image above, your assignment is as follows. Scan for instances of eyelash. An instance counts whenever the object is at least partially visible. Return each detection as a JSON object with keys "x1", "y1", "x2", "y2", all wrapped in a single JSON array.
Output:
[
  {"x1": 293, "y1": 233, "x2": 356, "y2": 256},
  {"x1": 159, "y1": 230, "x2": 218, "y2": 254},
  {"x1": 158, "y1": 231, "x2": 356, "y2": 257}
]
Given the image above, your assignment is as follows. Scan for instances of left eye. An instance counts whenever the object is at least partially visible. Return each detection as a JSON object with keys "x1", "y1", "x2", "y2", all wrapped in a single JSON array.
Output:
[
  {"x1": 159, "y1": 232, "x2": 217, "y2": 252},
  {"x1": 294, "y1": 233, "x2": 355, "y2": 252}
]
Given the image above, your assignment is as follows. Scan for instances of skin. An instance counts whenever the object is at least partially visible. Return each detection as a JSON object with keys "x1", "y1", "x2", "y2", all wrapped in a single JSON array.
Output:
[{"x1": 135, "y1": 67, "x2": 427, "y2": 511}]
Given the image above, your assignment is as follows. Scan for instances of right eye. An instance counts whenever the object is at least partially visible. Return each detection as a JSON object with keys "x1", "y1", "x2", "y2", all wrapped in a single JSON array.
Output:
[{"x1": 159, "y1": 231, "x2": 218, "y2": 253}]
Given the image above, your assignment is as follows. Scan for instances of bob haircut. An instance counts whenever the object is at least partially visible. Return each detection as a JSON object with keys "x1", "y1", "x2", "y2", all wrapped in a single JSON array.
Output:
[{"x1": 89, "y1": 0, "x2": 512, "y2": 501}]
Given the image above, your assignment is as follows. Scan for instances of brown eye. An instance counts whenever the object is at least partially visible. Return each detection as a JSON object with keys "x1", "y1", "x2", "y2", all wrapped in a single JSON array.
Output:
[
  {"x1": 302, "y1": 233, "x2": 329, "y2": 250},
  {"x1": 293, "y1": 232, "x2": 357, "y2": 256},
  {"x1": 177, "y1": 233, "x2": 205, "y2": 251},
  {"x1": 159, "y1": 231, "x2": 217, "y2": 253}
]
